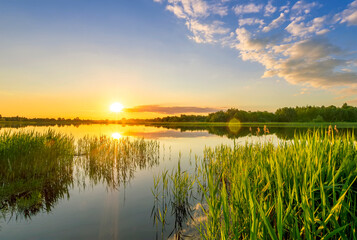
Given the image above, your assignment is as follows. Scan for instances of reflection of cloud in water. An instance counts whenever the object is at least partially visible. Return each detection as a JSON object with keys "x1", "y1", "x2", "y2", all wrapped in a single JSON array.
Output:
[{"x1": 122, "y1": 130, "x2": 212, "y2": 139}]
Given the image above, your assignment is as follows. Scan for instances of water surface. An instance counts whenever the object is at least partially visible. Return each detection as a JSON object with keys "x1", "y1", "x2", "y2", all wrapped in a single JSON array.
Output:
[{"x1": 0, "y1": 124, "x2": 351, "y2": 239}]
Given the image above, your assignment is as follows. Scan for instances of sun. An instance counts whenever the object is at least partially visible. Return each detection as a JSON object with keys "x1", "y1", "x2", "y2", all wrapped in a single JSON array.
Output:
[
  {"x1": 110, "y1": 102, "x2": 124, "y2": 113},
  {"x1": 111, "y1": 132, "x2": 122, "y2": 140}
]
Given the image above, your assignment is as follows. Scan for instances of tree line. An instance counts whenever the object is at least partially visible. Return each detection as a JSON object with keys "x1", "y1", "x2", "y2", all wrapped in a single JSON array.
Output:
[
  {"x1": 139, "y1": 103, "x2": 357, "y2": 123},
  {"x1": 1, "y1": 103, "x2": 357, "y2": 124}
]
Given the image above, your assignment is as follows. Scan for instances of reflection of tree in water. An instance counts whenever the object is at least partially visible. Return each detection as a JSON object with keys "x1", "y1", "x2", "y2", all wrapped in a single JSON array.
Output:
[
  {"x1": 156, "y1": 125, "x2": 357, "y2": 140},
  {"x1": 0, "y1": 131, "x2": 160, "y2": 223}
]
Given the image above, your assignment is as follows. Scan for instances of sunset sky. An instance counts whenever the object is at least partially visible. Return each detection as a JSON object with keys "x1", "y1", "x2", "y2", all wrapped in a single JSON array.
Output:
[{"x1": 1, "y1": 0, "x2": 357, "y2": 119}]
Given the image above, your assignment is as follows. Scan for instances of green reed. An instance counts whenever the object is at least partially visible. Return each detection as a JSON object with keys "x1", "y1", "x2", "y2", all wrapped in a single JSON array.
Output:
[
  {"x1": 0, "y1": 130, "x2": 160, "y2": 220},
  {"x1": 0, "y1": 130, "x2": 75, "y2": 218},
  {"x1": 77, "y1": 136, "x2": 160, "y2": 189},
  {"x1": 152, "y1": 160, "x2": 195, "y2": 239},
  {"x1": 154, "y1": 129, "x2": 357, "y2": 239},
  {"x1": 196, "y1": 129, "x2": 357, "y2": 239}
]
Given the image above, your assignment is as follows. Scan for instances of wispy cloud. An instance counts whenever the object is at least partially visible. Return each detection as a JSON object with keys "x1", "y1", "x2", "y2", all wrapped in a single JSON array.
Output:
[
  {"x1": 164, "y1": 0, "x2": 230, "y2": 43},
  {"x1": 124, "y1": 105, "x2": 221, "y2": 114},
  {"x1": 186, "y1": 19, "x2": 229, "y2": 43}
]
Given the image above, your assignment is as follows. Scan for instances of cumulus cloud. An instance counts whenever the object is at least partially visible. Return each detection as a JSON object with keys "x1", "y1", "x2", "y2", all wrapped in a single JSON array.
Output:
[
  {"x1": 262, "y1": 12, "x2": 285, "y2": 32},
  {"x1": 154, "y1": 0, "x2": 357, "y2": 98},
  {"x1": 124, "y1": 105, "x2": 221, "y2": 114},
  {"x1": 167, "y1": 0, "x2": 209, "y2": 18},
  {"x1": 163, "y1": 0, "x2": 230, "y2": 43},
  {"x1": 285, "y1": 16, "x2": 328, "y2": 38},
  {"x1": 263, "y1": 38, "x2": 357, "y2": 87},
  {"x1": 291, "y1": 1, "x2": 320, "y2": 15},
  {"x1": 186, "y1": 19, "x2": 229, "y2": 43},
  {"x1": 334, "y1": 0, "x2": 357, "y2": 26},
  {"x1": 264, "y1": 1, "x2": 277, "y2": 16},
  {"x1": 233, "y1": 3, "x2": 263, "y2": 15},
  {"x1": 238, "y1": 18, "x2": 265, "y2": 27}
]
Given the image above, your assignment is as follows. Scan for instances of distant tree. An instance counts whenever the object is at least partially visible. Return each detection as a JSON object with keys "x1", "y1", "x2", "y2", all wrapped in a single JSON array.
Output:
[{"x1": 313, "y1": 115, "x2": 324, "y2": 122}]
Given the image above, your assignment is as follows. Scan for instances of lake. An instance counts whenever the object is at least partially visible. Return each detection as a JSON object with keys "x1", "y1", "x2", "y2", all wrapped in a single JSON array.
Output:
[{"x1": 0, "y1": 124, "x2": 353, "y2": 239}]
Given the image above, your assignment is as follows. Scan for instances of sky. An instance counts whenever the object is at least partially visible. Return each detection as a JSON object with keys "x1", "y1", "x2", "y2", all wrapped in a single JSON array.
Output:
[{"x1": 0, "y1": 0, "x2": 357, "y2": 119}]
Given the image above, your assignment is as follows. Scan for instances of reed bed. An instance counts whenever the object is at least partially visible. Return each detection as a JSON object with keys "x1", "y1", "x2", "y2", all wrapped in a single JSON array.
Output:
[
  {"x1": 76, "y1": 135, "x2": 160, "y2": 189},
  {"x1": 0, "y1": 130, "x2": 75, "y2": 218},
  {"x1": 154, "y1": 129, "x2": 357, "y2": 239},
  {"x1": 0, "y1": 130, "x2": 160, "y2": 219}
]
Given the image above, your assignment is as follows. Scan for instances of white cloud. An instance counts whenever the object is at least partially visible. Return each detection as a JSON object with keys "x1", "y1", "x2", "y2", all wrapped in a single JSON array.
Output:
[
  {"x1": 280, "y1": 4, "x2": 289, "y2": 13},
  {"x1": 167, "y1": 0, "x2": 209, "y2": 18},
  {"x1": 210, "y1": 4, "x2": 228, "y2": 17},
  {"x1": 166, "y1": 4, "x2": 187, "y2": 19},
  {"x1": 187, "y1": 20, "x2": 229, "y2": 43},
  {"x1": 155, "y1": 0, "x2": 357, "y2": 98},
  {"x1": 262, "y1": 12, "x2": 285, "y2": 32},
  {"x1": 264, "y1": 1, "x2": 277, "y2": 16},
  {"x1": 291, "y1": 1, "x2": 319, "y2": 15},
  {"x1": 263, "y1": 39, "x2": 357, "y2": 88},
  {"x1": 233, "y1": 3, "x2": 263, "y2": 15},
  {"x1": 335, "y1": 0, "x2": 357, "y2": 26},
  {"x1": 285, "y1": 16, "x2": 327, "y2": 38},
  {"x1": 238, "y1": 18, "x2": 265, "y2": 27}
]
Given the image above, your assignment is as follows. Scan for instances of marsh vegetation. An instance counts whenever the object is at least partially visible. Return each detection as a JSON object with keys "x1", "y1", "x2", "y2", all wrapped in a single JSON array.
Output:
[
  {"x1": 0, "y1": 130, "x2": 160, "y2": 222},
  {"x1": 154, "y1": 129, "x2": 357, "y2": 239},
  {"x1": 1, "y1": 126, "x2": 357, "y2": 239}
]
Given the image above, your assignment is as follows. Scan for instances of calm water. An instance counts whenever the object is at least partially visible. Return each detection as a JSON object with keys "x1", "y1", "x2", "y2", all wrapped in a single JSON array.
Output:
[{"x1": 0, "y1": 124, "x2": 350, "y2": 239}]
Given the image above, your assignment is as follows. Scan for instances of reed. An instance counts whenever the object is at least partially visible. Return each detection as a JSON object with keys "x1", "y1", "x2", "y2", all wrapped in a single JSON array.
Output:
[
  {"x1": 0, "y1": 130, "x2": 160, "y2": 220},
  {"x1": 77, "y1": 136, "x2": 160, "y2": 189},
  {"x1": 0, "y1": 130, "x2": 75, "y2": 218},
  {"x1": 155, "y1": 129, "x2": 357, "y2": 239},
  {"x1": 197, "y1": 129, "x2": 357, "y2": 239}
]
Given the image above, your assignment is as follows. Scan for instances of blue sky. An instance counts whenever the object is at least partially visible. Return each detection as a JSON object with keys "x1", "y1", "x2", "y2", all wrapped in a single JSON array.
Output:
[{"x1": 0, "y1": 0, "x2": 357, "y2": 118}]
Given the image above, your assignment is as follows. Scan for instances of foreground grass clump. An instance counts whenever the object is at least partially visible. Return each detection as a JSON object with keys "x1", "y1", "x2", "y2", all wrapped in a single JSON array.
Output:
[
  {"x1": 0, "y1": 130, "x2": 75, "y2": 182},
  {"x1": 0, "y1": 130, "x2": 75, "y2": 217},
  {"x1": 197, "y1": 130, "x2": 357, "y2": 239},
  {"x1": 0, "y1": 130, "x2": 160, "y2": 219}
]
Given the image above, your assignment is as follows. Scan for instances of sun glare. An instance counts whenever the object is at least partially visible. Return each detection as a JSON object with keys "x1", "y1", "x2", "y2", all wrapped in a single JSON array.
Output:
[
  {"x1": 110, "y1": 102, "x2": 124, "y2": 113},
  {"x1": 111, "y1": 132, "x2": 122, "y2": 140}
]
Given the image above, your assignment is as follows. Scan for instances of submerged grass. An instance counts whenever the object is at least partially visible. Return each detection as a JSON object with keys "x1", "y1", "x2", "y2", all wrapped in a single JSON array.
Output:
[
  {"x1": 155, "y1": 129, "x2": 357, "y2": 239},
  {"x1": 152, "y1": 160, "x2": 195, "y2": 239}
]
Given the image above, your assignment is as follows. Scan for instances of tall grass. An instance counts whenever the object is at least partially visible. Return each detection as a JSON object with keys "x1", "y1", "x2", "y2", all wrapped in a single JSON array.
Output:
[
  {"x1": 154, "y1": 129, "x2": 357, "y2": 239},
  {"x1": 152, "y1": 160, "x2": 195, "y2": 239},
  {"x1": 0, "y1": 130, "x2": 160, "y2": 220},
  {"x1": 197, "y1": 129, "x2": 357, "y2": 239},
  {"x1": 76, "y1": 136, "x2": 160, "y2": 189},
  {"x1": 0, "y1": 130, "x2": 75, "y2": 218}
]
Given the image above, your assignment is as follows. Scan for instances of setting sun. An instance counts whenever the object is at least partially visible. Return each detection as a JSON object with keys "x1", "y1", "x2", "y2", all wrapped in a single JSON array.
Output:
[
  {"x1": 111, "y1": 132, "x2": 122, "y2": 140},
  {"x1": 109, "y1": 102, "x2": 124, "y2": 113}
]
